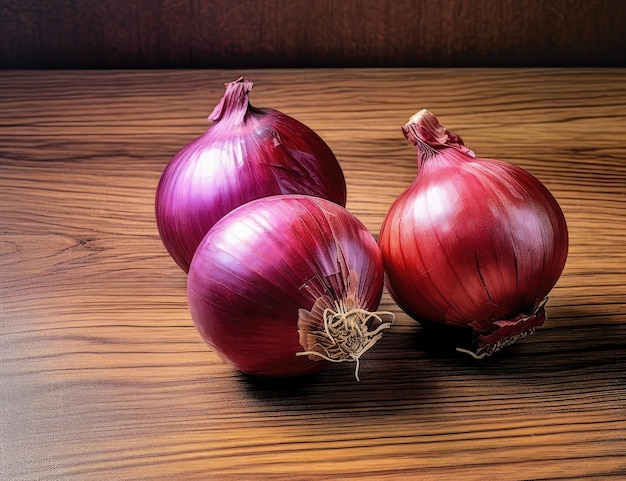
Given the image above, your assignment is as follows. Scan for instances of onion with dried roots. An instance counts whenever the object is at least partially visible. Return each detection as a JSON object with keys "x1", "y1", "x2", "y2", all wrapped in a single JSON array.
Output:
[{"x1": 187, "y1": 194, "x2": 394, "y2": 379}]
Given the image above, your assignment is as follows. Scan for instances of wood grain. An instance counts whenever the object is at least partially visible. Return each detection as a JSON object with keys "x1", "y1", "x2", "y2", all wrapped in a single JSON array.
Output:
[
  {"x1": 1, "y1": 69, "x2": 626, "y2": 480},
  {"x1": 1, "y1": 0, "x2": 625, "y2": 68}
]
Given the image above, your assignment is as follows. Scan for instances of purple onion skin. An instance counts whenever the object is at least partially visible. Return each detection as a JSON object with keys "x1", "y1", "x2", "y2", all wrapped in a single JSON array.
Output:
[
  {"x1": 155, "y1": 78, "x2": 347, "y2": 272},
  {"x1": 379, "y1": 110, "x2": 568, "y2": 352},
  {"x1": 187, "y1": 195, "x2": 385, "y2": 377}
]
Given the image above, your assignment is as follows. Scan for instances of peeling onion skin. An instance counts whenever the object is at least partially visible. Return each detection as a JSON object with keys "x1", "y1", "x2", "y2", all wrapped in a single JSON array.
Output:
[
  {"x1": 187, "y1": 195, "x2": 389, "y2": 378},
  {"x1": 379, "y1": 110, "x2": 568, "y2": 356},
  {"x1": 155, "y1": 77, "x2": 347, "y2": 272}
]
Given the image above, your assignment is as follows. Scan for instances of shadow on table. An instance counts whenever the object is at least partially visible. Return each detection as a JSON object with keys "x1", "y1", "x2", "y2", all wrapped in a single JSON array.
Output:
[{"x1": 237, "y1": 302, "x2": 625, "y2": 423}]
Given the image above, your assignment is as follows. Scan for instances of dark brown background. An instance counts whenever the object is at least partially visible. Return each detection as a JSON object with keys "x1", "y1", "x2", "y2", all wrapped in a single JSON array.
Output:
[{"x1": 1, "y1": 0, "x2": 625, "y2": 69}]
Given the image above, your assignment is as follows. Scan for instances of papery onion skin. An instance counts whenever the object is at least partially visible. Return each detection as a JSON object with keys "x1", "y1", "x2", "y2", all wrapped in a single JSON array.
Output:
[
  {"x1": 379, "y1": 110, "x2": 568, "y2": 356},
  {"x1": 187, "y1": 194, "x2": 392, "y2": 378},
  {"x1": 155, "y1": 77, "x2": 347, "y2": 272}
]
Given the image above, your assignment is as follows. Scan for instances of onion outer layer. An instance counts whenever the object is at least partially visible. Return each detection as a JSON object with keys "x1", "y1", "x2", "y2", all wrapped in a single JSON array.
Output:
[
  {"x1": 379, "y1": 109, "x2": 568, "y2": 357},
  {"x1": 155, "y1": 77, "x2": 347, "y2": 272}
]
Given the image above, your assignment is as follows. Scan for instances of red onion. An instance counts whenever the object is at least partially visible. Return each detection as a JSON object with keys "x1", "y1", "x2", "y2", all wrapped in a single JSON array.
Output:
[
  {"x1": 379, "y1": 110, "x2": 568, "y2": 358},
  {"x1": 187, "y1": 195, "x2": 393, "y2": 379},
  {"x1": 155, "y1": 77, "x2": 347, "y2": 272}
]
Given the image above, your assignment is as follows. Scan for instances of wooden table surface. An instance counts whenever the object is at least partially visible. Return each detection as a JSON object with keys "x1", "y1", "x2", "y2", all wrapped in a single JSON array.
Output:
[{"x1": 1, "y1": 69, "x2": 625, "y2": 480}]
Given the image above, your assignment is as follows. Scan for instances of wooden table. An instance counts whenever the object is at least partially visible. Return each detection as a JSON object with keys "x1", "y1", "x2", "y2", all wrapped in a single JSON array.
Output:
[{"x1": 2, "y1": 69, "x2": 625, "y2": 480}]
